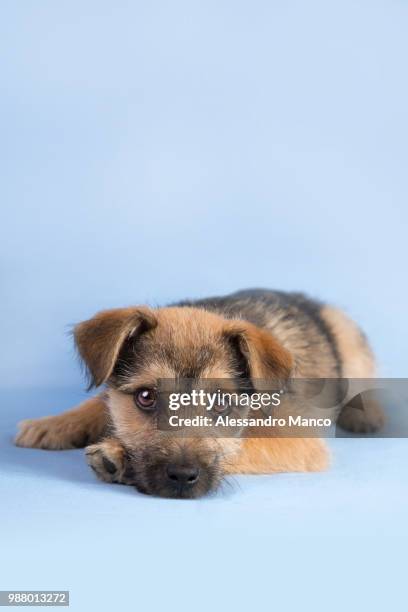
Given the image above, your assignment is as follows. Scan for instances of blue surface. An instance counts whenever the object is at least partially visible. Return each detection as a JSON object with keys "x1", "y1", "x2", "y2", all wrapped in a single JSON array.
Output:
[
  {"x1": 1, "y1": 1, "x2": 407, "y2": 610},
  {"x1": 1, "y1": 389, "x2": 408, "y2": 611}
]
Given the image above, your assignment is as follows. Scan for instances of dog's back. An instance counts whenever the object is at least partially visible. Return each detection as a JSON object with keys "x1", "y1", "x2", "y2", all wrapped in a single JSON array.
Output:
[{"x1": 176, "y1": 288, "x2": 375, "y2": 379}]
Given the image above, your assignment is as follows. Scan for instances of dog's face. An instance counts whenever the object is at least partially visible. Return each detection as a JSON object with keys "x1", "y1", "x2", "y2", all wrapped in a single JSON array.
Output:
[{"x1": 75, "y1": 306, "x2": 292, "y2": 498}]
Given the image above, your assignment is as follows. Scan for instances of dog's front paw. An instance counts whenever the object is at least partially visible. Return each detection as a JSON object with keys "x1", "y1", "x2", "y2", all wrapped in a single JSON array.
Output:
[
  {"x1": 15, "y1": 415, "x2": 89, "y2": 449},
  {"x1": 85, "y1": 439, "x2": 132, "y2": 484}
]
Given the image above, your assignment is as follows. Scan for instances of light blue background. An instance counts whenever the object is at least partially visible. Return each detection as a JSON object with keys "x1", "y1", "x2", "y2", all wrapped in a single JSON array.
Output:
[{"x1": 1, "y1": 2, "x2": 407, "y2": 611}]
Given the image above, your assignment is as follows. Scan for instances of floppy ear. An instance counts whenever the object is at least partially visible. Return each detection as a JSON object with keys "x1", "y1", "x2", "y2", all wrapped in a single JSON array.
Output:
[
  {"x1": 74, "y1": 306, "x2": 157, "y2": 389},
  {"x1": 224, "y1": 320, "x2": 293, "y2": 384}
]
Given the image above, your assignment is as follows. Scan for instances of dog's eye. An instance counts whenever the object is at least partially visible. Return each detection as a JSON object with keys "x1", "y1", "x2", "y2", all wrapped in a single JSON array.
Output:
[
  {"x1": 134, "y1": 388, "x2": 157, "y2": 411},
  {"x1": 213, "y1": 401, "x2": 231, "y2": 414}
]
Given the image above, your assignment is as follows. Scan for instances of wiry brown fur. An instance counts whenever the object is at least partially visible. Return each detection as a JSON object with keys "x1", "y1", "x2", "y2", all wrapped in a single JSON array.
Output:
[{"x1": 15, "y1": 288, "x2": 383, "y2": 498}]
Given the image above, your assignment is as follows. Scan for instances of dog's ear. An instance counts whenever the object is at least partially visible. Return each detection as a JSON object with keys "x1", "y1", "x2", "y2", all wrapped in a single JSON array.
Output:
[
  {"x1": 74, "y1": 307, "x2": 157, "y2": 389},
  {"x1": 224, "y1": 320, "x2": 293, "y2": 384}
]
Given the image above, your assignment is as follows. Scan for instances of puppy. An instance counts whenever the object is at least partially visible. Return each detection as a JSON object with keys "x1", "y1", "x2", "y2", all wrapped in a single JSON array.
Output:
[{"x1": 15, "y1": 289, "x2": 384, "y2": 498}]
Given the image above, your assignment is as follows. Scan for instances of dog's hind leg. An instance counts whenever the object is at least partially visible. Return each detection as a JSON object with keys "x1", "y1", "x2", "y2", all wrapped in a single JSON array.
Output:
[
  {"x1": 15, "y1": 395, "x2": 108, "y2": 449},
  {"x1": 225, "y1": 437, "x2": 330, "y2": 475},
  {"x1": 321, "y1": 306, "x2": 385, "y2": 433},
  {"x1": 337, "y1": 392, "x2": 385, "y2": 433}
]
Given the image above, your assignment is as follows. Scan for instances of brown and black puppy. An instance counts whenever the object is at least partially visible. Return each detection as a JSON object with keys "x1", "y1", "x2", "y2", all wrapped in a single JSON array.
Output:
[{"x1": 15, "y1": 289, "x2": 384, "y2": 498}]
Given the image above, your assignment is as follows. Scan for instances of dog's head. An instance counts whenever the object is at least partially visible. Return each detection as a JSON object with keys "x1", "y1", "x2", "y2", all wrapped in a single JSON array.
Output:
[{"x1": 74, "y1": 305, "x2": 292, "y2": 498}]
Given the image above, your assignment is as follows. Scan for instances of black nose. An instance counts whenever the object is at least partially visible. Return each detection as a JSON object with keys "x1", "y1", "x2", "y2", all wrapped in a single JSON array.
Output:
[{"x1": 166, "y1": 464, "x2": 200, "y2": 486}]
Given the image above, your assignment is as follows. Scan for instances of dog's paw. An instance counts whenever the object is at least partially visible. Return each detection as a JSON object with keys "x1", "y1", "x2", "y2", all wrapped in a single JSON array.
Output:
[
  {"x1": 85, "y1": 439, "x2": 132, "y2": 484},
  {"x1": 15, "y1": 415, "x2": 90, "y2": 449},
  {"x1": 337, "y1": 398, "x2": 386, "y2": 434}
]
